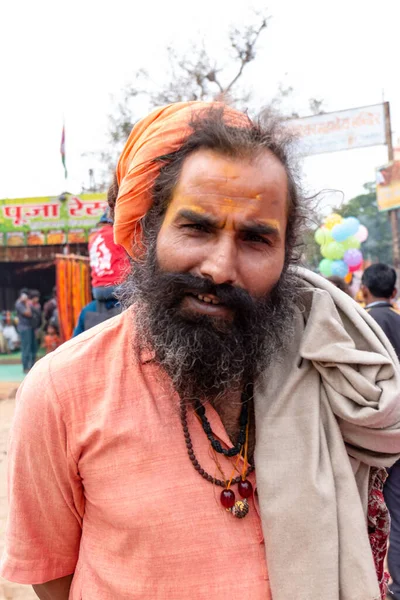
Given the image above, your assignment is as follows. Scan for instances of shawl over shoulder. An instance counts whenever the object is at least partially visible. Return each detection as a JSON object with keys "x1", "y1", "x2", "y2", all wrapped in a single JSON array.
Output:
[{"x1": 254, "y1": 267, "x2": 400, "y2": 600}]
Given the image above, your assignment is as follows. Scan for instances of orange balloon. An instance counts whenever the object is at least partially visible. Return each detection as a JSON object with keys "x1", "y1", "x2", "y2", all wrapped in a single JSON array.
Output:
[{"x1": 344, "y1": 272, "x2": 352, "y2": 284}]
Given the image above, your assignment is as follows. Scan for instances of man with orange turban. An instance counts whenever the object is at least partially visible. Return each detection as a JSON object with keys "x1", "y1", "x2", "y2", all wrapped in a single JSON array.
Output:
[{"x1": 2, "y1": 102, "x2": 400, "y2": 600}]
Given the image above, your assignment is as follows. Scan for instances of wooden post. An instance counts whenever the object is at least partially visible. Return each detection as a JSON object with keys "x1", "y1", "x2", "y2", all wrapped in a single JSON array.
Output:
[{"x1": 385, "y1": 102, "x2": 400, "y2": 267}]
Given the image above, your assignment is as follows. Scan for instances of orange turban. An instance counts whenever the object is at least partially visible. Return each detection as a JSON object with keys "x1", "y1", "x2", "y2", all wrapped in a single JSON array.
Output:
[{"x1": 114, "y1": 101, "x2": 250, "y2": 257}]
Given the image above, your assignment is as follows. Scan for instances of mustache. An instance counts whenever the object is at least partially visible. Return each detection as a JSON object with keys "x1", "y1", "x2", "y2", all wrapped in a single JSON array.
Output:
[{"x1": 151, "y1": 271, "x2": 257, "y2": 312}]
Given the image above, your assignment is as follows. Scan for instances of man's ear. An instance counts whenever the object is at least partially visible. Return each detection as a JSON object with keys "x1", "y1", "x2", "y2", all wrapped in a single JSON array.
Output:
[
  {"x1": 391, "y1": 288, "x2": 397, "y2": 301},
  {"x1": 360, "y1": 284, "x2": 368, "y2": 300}
]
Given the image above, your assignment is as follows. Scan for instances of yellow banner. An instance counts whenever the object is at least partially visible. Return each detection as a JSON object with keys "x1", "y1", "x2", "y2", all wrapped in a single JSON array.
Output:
[
  {"x1": 0, "y1": 193, "x2": 107, "y2": 246},
  {"x1": 376, "y1": 162, "x2": 400, "y2": 211}
]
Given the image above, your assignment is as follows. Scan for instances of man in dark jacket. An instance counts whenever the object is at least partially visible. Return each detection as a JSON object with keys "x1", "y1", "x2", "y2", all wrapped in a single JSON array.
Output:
[
  {"x1": 29, "y1": 290, "x2": 42, "y2": 366},
  {"x1": 362, "y1": 263, "x2": 400, "y2": 600},
  {"x1": 363, "y1": 263, "x2": 400, "y2": 356}
]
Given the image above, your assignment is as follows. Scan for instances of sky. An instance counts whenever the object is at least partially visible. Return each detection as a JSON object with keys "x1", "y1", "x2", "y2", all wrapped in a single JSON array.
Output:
[{"x1": 1, "y1": 0, "x2": 399, "y2": 215}]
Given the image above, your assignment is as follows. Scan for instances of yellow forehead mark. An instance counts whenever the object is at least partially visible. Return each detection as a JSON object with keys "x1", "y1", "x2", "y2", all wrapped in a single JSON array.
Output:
[
  {"x1": 259, "y1": 218, "x2": 281, "y2": 232},
  {"x1": 162, "y1": 198, "x2": 206, "y2": 227},
  {"x1": 162, "y1": 195, "x2": 281, "y2": 233},
  {"x1": 186, "y1": 204, "x2": 206, "y2": 214}
]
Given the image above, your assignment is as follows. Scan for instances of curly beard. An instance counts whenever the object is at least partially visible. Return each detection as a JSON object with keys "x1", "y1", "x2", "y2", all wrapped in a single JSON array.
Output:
[{"x1": 119, "y1": 246, "x2": 297, "y2": 403}]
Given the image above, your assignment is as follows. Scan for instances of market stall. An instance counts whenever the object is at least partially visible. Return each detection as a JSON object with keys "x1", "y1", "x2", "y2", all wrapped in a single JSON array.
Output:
[{"x1": 0, "y1": 192, "x2": 107, "y2": 311}]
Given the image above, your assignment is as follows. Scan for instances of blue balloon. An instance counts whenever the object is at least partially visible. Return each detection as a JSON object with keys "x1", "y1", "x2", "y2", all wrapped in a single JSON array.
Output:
[
  {"x1": 331, "y1": 223, "x2": 350, "y2": 242},
  {"x1": 343, "y1": 217, "x2": 360, "y2": 237},
  {"x1": 331, "y1": 260, "x2": 349, "y2": 278}
]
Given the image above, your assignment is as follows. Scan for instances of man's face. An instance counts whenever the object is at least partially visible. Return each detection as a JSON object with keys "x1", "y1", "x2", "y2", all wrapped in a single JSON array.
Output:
[
  {"x1": 156, "y1": 149, "x2": 288, "y2": 320},
  {"x1": 128, "y1": 147, "x2": 295, "y2": 401}
]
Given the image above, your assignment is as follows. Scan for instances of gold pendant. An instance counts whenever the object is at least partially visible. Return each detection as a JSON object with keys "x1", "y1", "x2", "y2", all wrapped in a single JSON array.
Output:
[{"x1": 230, "y1": 498, "x2": 249, "y2": 519}]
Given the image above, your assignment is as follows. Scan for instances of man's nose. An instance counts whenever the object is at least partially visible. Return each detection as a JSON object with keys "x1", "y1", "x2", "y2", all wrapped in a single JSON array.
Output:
[{"x1": 198, "y1": 236, "x2": 238, "y2": 286}]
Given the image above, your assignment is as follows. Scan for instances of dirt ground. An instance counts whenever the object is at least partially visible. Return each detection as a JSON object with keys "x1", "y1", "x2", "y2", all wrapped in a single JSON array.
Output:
[{"x1": 0, "y1": 384, "x2": 36, "y2": 600}]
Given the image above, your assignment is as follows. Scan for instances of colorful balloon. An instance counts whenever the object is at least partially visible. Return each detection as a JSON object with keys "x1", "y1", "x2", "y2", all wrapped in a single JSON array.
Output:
[
  {"x1": 314, "y1": 228, "x2": 324, "y2": 245},
  {"x1": 322, "y1": 241, "x2": 345, "y2": 260},
  {"x1": 342, "y1": 236, "x2": 361, "y2": 250},
  {"x1": 314, "y1": 227, "x2": 333, "y2": 246},
  {"x1": 355, "y1": 224, "x2": 369, "y2": 243},
  {"x1": 344, "y1": 248, "x2": 363, "y2": 267},
  {"x1": 331, "y1": 260, "x2": 349, "y2": 277},
  {"x1": 319, "y1": 259, "x2": 333, "y2": 277},
  {"x1": 344, "y1": 272, "x2": 353, "y2": 284},
  {"x1": 342, "y1": 217, "x2": 360, "y2": 237},
  {"x1": 324, "y1": 213, "x2": 343, "y2": 230},
  {"x1": 331, "y1": 223, "x2": 351, "y2": 242},
  {"x1": 349, "y1": 261, "x2": 363, "y2": 273},
  {"x1": 320, "y1": 245, "x2": 332, "y2": 259}
]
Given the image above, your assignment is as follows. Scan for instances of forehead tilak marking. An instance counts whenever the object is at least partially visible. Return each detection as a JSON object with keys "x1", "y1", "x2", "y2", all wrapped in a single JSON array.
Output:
[{"x1": 165, "y1": 193, "x2": 281, "y2": 233}]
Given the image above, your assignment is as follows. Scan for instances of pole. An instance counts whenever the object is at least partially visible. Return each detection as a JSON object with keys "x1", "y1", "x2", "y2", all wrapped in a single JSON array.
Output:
[{"x1": 385, "y1": 102, "x2": 400, "y2": 267}]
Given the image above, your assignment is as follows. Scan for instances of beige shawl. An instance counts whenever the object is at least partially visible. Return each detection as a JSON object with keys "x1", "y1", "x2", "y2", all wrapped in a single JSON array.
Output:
[{"x1": 254, "y1": 268, "x2": 400, "y2": 600}]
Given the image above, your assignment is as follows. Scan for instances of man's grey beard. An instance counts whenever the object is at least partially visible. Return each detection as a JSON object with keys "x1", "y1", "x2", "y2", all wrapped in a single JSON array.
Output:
[{"x1": 119, "y1": 249, "x2": 297, "y2": 403}]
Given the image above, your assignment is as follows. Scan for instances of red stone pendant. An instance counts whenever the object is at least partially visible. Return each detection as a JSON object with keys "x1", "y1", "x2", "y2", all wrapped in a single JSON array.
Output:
[
  {"x1": 220, "y1": 488, "x2": 235, "y2": 509},
  {"x1": 238, "y1": 479, "x2": 253, "y2": 499}
]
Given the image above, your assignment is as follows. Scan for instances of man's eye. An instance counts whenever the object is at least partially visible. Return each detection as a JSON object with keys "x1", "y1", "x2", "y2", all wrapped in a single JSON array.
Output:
[
  {"x1": 181, "y1": 223, "x2": 209, "y2": 233},
  {"x1": 243, "y1": 232, "x2": 270, "y2": 244}
]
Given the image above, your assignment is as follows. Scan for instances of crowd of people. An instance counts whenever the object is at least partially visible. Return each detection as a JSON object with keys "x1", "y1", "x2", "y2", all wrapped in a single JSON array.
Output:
[
  {"x1": 2, "y1": 102, "x2": 400, "y2": 600},
  {"x1": 0, "y1": 287, "x2": 61, "y2": 372},
  {"x1": 0, "y1": 210, "x2": 128, "y2": 374}
]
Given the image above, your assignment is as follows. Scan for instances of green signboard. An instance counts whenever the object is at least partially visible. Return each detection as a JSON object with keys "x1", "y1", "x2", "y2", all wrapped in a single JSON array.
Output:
[{"x1": 0, "y1": 193, "x2": 107, "y2": 246}]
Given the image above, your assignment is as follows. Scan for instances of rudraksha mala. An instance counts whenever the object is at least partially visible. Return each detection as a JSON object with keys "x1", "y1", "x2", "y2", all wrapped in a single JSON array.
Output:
[{"x1": 180, "y1": 385, "x2": 254, "y2": 519}]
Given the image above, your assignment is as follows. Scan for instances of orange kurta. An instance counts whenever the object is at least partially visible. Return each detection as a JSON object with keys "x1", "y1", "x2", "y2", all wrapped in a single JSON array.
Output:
[{"x1": 1, "y1": 310, "x2": 271, "y2": 599}]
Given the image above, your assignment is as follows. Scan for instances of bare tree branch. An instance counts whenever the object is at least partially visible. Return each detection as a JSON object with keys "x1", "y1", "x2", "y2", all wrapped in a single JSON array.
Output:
[
  {"x1": 148, "y1": 14, "x2": 270, "y2": 107},
  {"x1": 224, "y1": 17, "x2": 269, "y2": 94},
  {"x1": 98, "y1": 9, "x2": 320, "y2": 176},
  {"x1": 205, "y1": 69, "x2": 224, "y2": 93}
]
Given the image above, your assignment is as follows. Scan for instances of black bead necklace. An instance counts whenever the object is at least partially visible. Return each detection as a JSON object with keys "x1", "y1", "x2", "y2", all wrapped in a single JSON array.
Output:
[
  {"x1": 194, "y1": 397, "x2": 248, "y2": 457},
  {"x1": 180, "y1": 385, "x2": 255, "y2": 518}
]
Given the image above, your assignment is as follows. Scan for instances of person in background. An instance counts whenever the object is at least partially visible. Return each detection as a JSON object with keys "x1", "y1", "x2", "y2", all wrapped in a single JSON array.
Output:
[
  {"x1": 29, "y1": 290, "x2": 42, "y2": 327},
  {"x1": 73, "y1": 296, "x2": 120, "y2": 336},
  {"x1": 362, "y1": 262, "x2": 400, "y2": 600},
  {"x1": 42, "y1": 324, "x2": 61, "y2": 354},
  {"x1": 43, "y1": 287, "x2": 57, "y2": 327},
  {"x1": 15, "y1": 288, "x2": 34, "y2": 373},
  {"x1": 29, "y1": 290, "x2": 42, "y2": 366},
  {"x1": 73, "y1": 210, "x2": 129, "y2": 336},
  {"x1": 0, "y1": 325, "x2": 7, "y2": 354},
  {"x1": 89, "y1": 210, "x2": 130, "y2": 301},
  {"x1": 2, "y1": 312, "x2": 19, "y2": 352},
  {"x1": 327, "y1": 275, "x2": 352, "y2": 296},
  {"x1": 362, "y1": 263, "x2": 400, "y2": 356}
]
